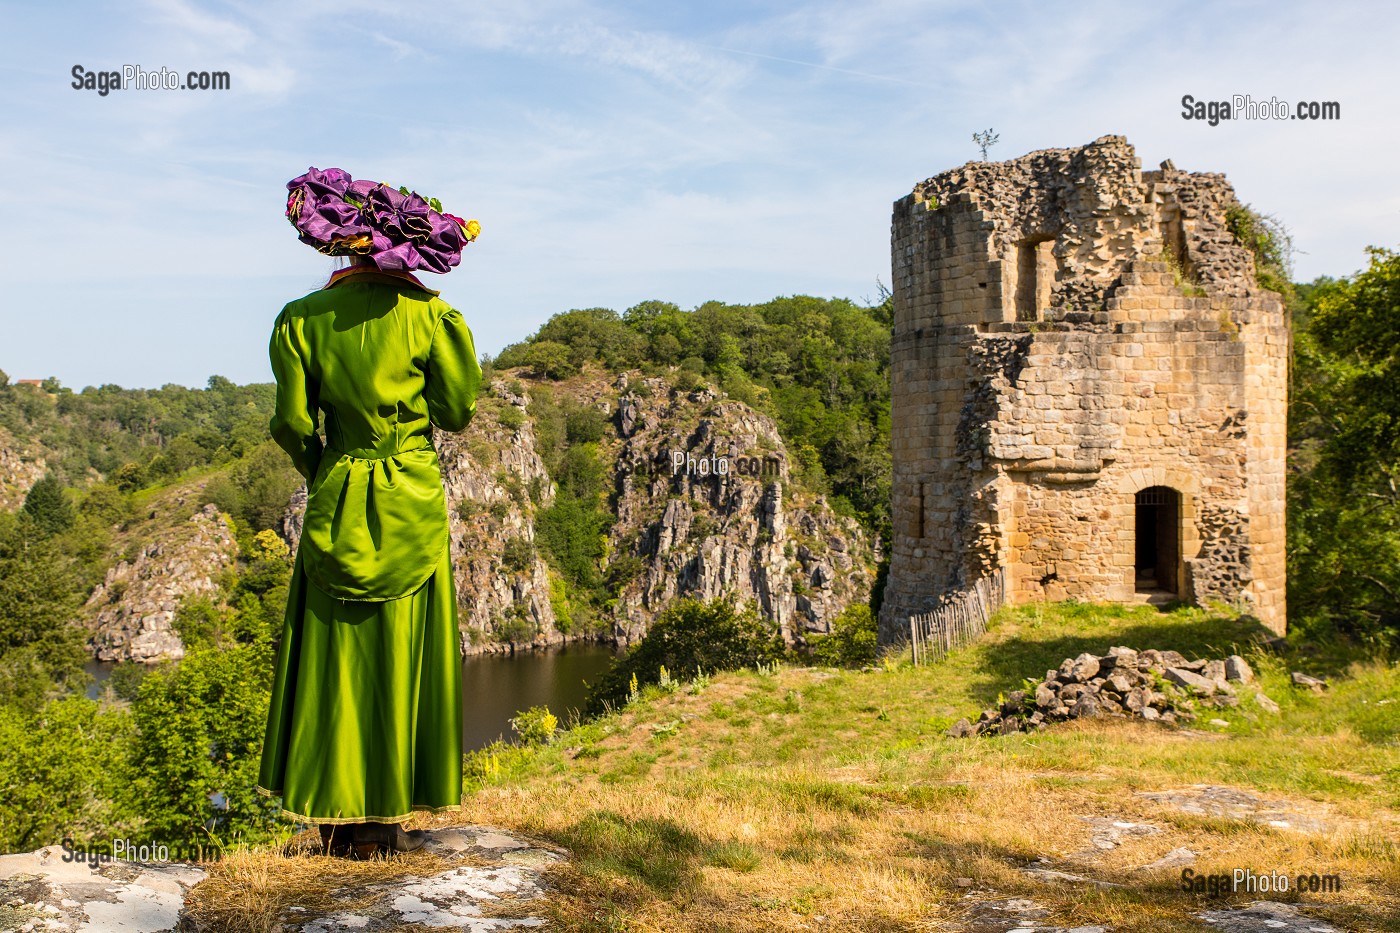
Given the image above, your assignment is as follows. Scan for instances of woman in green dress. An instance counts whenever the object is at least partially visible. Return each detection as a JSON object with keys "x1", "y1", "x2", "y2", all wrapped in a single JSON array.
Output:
[{"x1": 257, "y1": 167, "x2": 483, "y2": 855}]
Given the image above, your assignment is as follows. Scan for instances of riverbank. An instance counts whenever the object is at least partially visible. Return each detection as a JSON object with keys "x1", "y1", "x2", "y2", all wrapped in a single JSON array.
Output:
[{"x1": 191, "y1": 602, "x2": 1399, "y2": 930}]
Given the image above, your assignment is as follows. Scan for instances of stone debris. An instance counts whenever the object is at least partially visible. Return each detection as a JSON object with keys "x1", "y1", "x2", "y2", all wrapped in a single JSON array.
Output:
[
  {"x1": 1197, "y1": 900, "x2": 1340, "y2": 932},
  {"x1": 286, "y1": 825, "x2": 566, "y2": 932},
  {"x1": 958, "y1": 895, "x2": 1109, "y2": 932},
  {"x1": 1224, "y1": 656, "x2": 1254, "y2": 684},
  {"x1": 948, "y1": 647, "x2": 1263, "y2": 737},
  {"x1": 1136, "y1": 785, "x2": 1335, "y2": 834},
  {"x1": 1137, "y1": 846, "x2": 1197, "y2": 871},
  {"x1": 1290, "y1": 672, "x2": 1328, "y2": 692},
  {"x1": 0, "y1": 844, "x2": 205, "y2": 932}
]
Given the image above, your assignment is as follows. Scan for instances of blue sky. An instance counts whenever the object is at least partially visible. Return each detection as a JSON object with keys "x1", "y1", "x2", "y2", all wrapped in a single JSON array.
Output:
[{"x1": 1, "y1": 0, "x2": 1396, "y2": 389}]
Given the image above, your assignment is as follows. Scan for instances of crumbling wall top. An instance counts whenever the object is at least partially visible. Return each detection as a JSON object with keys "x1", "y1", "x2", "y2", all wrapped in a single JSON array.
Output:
[{"x1": 897, "y1": 135, "x2": 1269, "y2": 314}]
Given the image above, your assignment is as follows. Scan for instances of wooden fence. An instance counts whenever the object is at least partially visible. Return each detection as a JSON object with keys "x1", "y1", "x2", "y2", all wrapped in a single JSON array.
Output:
[{"x1": 907, "y1": 566, "x2": 1007, "y2": 665}]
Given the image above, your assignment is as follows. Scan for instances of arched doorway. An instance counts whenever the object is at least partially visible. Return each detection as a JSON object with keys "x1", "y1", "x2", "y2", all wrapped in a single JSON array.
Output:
[{"x1": 1135, "y1": 486, "x2": 1181, "y2": 594}]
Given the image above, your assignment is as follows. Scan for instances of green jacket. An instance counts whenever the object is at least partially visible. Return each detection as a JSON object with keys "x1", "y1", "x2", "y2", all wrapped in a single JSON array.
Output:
[{"x1": 268, "y1": 266, "x2": 482, "y2": 601}]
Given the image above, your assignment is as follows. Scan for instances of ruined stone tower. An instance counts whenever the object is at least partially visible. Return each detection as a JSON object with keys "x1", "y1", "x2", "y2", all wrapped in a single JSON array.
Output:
[{"x1": 878, "y1": 136, "x2": 1288, "y2": 644}]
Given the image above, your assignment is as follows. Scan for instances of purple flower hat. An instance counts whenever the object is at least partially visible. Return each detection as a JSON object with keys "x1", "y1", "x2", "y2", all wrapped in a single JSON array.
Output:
[{"x1": 285, "y1": 167, "x2": 480, "y2": 274}]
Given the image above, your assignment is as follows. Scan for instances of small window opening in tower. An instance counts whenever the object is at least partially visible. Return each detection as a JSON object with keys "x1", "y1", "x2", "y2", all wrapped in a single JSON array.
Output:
[
  {"x1": 1014, "y1": 237, "x2": 1057, "y2": 321},
  {"x1": 1159, "y1": 207, "x2": 1196, "y2": 284},
  {"x1": 1134, "y1": 486, "x2": 1181, "y2": 594}
]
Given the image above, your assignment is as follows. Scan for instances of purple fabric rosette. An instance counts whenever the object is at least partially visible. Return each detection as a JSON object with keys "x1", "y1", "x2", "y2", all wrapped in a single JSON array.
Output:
[{"x1": 285, "y1": 167, "x2": 478, "y2": 274}]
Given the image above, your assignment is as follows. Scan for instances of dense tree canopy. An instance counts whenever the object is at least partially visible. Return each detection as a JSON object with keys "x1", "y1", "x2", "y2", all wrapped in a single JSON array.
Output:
[{"x1": 1289, "y1": 247, "x2": 1400, "y2": 648}]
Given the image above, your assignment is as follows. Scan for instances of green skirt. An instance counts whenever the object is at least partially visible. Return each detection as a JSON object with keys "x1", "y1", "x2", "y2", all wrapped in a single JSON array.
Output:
[{"x1": 257, "y1": 543, "x2": 463, "y2": 825}]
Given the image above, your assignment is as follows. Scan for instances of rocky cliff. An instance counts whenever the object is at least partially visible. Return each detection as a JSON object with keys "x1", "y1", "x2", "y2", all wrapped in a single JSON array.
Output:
[
  {"x1": 279, "y1": 368, "x2": 877, "y2": 655},
  {"x1": 82, "y1": 500, "x2": 238, "y2": 662}
]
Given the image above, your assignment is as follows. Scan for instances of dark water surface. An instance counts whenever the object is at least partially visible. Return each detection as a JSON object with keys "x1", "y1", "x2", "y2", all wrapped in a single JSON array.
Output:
[
  {"x1": 461, "y1": 641, "x2": 622, "y2": 751},
  {"x1": 86, "y1": 643, "x2": 622, "y2": 752},
  {"x1": 84, "y1": 659, "x2": 116, "y2": 699}
]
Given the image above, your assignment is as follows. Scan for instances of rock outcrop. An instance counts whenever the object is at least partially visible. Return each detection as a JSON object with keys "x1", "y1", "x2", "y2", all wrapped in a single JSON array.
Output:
[
  {"x1": 0, "y1": 429, "x2": 47, "y2": 513},
  {"x1": 278, "y1": 370, "x2": 877, "y2": 655},
  {"x1": 948, "y1": 648, "x2": 1271, "y2": 737},
  {"x1": 608, "y1": 381, "x2": 871, "y2": 645},
  {"x1": 81, "y1": 503, "x2": 238, "y2": 663},
  {"x1": 0, "y1": 842, "x2": 205, "y2": 932}
]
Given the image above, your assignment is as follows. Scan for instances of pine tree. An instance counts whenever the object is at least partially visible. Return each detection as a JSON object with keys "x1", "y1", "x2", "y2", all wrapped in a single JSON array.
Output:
[{"x1": 21, "y1": 475, "x2": 73, "y2": 536}]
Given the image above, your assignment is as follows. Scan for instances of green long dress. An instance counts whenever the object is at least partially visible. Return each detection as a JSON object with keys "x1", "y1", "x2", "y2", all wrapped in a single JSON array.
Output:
[{"x1": 257, "y1": 265, "x2": 482, "y2": 825}]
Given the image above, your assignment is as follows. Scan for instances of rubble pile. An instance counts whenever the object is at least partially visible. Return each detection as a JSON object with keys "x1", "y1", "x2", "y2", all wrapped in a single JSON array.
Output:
[{"x1": 948, "y1": 647, "x2": 1266, "y2": 737}]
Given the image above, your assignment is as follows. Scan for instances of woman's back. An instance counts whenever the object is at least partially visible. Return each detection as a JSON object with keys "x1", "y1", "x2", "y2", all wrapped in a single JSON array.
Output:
[
  {"x1": 270, "y1": 267, "x2": 480, "y2": 467},
  {"x1": 268, "y1": 265, "x2": 482, "y2": 601}
]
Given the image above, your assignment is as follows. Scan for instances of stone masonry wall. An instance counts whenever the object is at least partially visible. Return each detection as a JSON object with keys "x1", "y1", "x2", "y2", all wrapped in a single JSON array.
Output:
[{"x1": 880, "y1": 136, "x2": 1288, "y2": 643}]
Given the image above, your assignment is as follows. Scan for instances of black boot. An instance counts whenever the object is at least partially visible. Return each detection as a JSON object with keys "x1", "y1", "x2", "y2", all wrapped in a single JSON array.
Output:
[
  {"x1": 352, "y1": 821, "x2": 426, "y2": 853},
  {"x1": 319, "y1": 822, "x2": 360, "y2": 855}
]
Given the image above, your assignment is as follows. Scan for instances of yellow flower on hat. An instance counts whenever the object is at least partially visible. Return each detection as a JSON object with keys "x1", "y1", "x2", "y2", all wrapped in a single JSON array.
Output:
[{"x1": 442, "y1": 214, "x2": 481, "y2": 243}]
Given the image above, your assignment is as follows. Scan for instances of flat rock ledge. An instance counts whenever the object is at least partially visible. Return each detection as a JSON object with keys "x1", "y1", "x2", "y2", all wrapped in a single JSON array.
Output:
[
  {"x1": 0, "y1": 825, "x2": 567, "y2": 933},
  {"x1": 287, "y1": 825, "x2": 567, "y2": 932},
  {"x1": 0, "y1": 846, "x2": 205, "y2": 932}
]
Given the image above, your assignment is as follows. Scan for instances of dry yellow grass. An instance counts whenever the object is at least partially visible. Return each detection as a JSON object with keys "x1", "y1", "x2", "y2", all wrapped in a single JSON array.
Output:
[
  {"x1": 184, "y1": 833, "x2": 448, "y2": 933},
  {"x1": 183, "y1": 603, "x2": 1400, "y2": 931}
]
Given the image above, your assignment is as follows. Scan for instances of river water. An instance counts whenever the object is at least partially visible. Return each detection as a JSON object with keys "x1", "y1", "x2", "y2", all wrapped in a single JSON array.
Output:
[
  {"x1": 460, "y1": 641, "x2": 622, "y2": 750},
  {"x1": 86, "y1": 640, "x2": 623, "y2": 753}
]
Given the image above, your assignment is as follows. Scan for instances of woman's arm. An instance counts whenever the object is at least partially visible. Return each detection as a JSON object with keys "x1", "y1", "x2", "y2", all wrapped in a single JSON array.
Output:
[
  {"x1": 268, "y1": 306, "x2": 324, "y2": 482},
  {"x1": 424, "y1": 306, "x2": 483, "y2": 432}
]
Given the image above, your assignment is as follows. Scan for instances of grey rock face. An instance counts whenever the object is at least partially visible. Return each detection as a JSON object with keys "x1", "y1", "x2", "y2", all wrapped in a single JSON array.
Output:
[
  {"x1": 82, "y1": 503, "x2": 238, "y2": 663},
  {"x1": 0, "y1": 432, "x2": 48, "y2": 512},
  {"x1": 277, "y1": 374, "x2": 876, "y2": 655}
]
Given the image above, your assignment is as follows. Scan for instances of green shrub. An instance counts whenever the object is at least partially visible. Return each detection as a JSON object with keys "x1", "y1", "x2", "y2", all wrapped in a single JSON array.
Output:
[
  {"x1": 21, "y1": 474, "x2": 74, "y2": 536},
  {"x1": 509, "y1": 705, "x2": 559, "y2": 746},
  {"x1": 584, "y1": 597, "x2": 787, "y2": 715},
  {"x1": 128, "y1": 638, "x2": 280, "y2": 849},
  {"x1": 0, "y1": 696, "x2": 135, "y2": 852},
  {"x1": 805, "y1": 603, "x2": 878, "y2": 667},
  {"x1": 566, "y1": 406, "x2": 610, "y2": 444},
  {"x1": 548, "y1": 572, "x2": 573, "y2": 634},
  {"x1": 502, "y1": 535, "x2": 535, "y2": 573}
]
